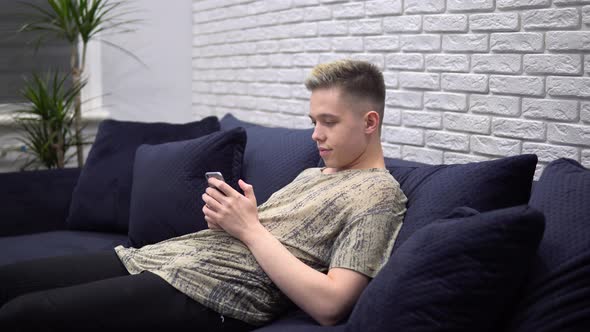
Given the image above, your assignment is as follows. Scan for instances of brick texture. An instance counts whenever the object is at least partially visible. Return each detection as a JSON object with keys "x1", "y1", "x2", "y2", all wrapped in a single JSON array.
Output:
[
  {"x1": 583, "y1": 149, "x2": 590, "y2": 168},
  {"x1": 470, "y1": 13, "x2": 519, "y2": 31},
  {"x1": 402, "y1": 146, "x2": 444, "y2": 164},
  {"x1": 192, "y1": 0, "x2": 590, "y2": 178}
]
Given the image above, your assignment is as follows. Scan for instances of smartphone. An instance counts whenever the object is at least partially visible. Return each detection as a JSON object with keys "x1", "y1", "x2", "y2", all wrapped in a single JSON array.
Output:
[
  {"x1": 205, "y1": 172, "x2": 226, "y2": 195},
  {"x1": 205, "y1": 171, "x2": 225, "y2": 183}
]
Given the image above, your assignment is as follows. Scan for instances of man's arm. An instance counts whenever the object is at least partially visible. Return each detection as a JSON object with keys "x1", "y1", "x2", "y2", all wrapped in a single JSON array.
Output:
[
  {"x1": 202, "y1": 178, "x2": 370, "y2": 326},
  {"x1": 243, "y1": 227, "x2": 369, "y2": 326}
]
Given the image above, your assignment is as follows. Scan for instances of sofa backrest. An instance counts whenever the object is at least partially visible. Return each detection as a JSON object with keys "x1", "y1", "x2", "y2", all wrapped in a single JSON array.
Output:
[
  {"x1": 220, "y1": 114, "x2": 320, "y2": 205},
  {"x1": 0, "y1": 168, "x2": 81, "y2": 236}
]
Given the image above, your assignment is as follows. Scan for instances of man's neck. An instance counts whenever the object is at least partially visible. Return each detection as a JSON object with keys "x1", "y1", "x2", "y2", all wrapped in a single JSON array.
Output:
[{"x1": 323, "y1": 141, "x2": 385, "y2": 174}]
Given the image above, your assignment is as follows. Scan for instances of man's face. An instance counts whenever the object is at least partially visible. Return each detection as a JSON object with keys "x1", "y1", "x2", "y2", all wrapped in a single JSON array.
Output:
[{"x1": 309, "y1": 87, "x2": 369, "y2": 171}]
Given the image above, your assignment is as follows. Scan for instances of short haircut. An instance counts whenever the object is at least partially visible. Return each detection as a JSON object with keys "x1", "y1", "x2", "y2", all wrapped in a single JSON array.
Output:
[{"x1": 304, "y1": 59, "x2": 385, "y2": 127}]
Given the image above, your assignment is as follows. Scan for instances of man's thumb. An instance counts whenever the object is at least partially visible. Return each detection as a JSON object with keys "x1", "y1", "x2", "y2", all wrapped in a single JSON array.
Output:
[{"x1": 239, "y1": 179, "x2": 256, "y2": 202}]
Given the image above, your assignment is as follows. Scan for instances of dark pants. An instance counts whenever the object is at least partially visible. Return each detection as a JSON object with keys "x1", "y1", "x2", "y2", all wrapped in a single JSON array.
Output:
[{"x1": 0, "y1": 250, "x2": 255, "y2": 332}]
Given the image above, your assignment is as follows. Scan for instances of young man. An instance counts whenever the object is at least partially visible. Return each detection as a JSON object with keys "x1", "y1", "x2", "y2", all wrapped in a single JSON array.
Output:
[{"x1": 0, "y1": 60, "x2": 407, "y2": 331}]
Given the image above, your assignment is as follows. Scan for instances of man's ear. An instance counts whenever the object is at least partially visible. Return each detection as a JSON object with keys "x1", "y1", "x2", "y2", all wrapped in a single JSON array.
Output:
[{"x1": 364, "y1": 111, "x2": 380, "y2": 134}]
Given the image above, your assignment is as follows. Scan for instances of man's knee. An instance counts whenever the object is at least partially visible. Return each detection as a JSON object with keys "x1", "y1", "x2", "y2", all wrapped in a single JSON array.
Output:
[{"x1": 0, "y1": 292, "x2": 58, "y2": 330}]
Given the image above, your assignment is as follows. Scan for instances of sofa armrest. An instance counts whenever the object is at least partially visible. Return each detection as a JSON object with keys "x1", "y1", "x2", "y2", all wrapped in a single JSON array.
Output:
[{"x1": 0, "y1": 168, "x2": 80, "y2": 236}]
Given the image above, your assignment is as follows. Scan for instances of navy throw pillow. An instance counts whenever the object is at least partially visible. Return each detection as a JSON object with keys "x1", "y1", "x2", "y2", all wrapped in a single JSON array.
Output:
[
  {"x1": 126, "y1": 128, "x2": 246, "y2": 248},
  {"x1": 346, "y1": 205, "x2": 545, "y2": 332},
  {"x1": 506, "y1": 159, "x2": 590, "y2": 332},
  {"x1": 387, "y1": 154, "x2": 538, "y2": 252},
  {"x1": 67, "y1": 117, "x2": 220, "y2": 233},
  {"x1": 220, "y1": 114, "x2": 319, "y2": 205}
]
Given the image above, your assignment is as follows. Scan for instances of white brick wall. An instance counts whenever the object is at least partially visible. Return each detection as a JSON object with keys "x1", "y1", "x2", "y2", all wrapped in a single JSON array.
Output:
[{"x1": 192, "y1": 0, "x2": 590, "y2": 175}]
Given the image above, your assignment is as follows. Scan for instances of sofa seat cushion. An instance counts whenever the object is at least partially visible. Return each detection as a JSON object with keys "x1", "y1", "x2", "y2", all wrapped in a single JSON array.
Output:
[
  {"x1": 346, "y1": 205, "x2": 545, "y2": 332},
  {"x1": 387, "y1": 154, "x2": 538, "y2": 252},
  {"x1": 0, "y1": 231, "x2": 128, "y2": 266},
  {"x1": 507, "y1": 158, "x2": 590, "y2": 332},
  {"x1": 220, "y1": 114, "x2": 319, "y2": 205},
  {"x1": 127, "y1": 128, "x2": 246, "y2": 248},
  {"x1": 67, "y1": 117, "x2": 220, "y2": 233},
  {"x1": 253, "y1": 309, "x2": 345, "y2": 332}
]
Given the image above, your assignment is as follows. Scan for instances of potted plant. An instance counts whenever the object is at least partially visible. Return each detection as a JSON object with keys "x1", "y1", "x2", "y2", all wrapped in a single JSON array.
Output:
[
  {"x1": 18, "y1": 0, "x2": 140, "y2": 167},
  {"x1": 12, "y1": 71, "x2": 85, "y2": 170}
]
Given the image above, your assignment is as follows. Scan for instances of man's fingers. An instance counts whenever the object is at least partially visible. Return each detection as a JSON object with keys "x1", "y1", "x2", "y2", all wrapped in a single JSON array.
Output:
[
  {"x1": 204, "y1": 215, "x2": 218, "y2": 227},
  {"x1": 208, "y1": 178, "x2": 238, "y2": 197},
  {"x1": 204, "y1": 187, "x2": 226, "y2": 204},
  {"x1": 204, "y1": 215, "x2": 221, "y2": 230},
  {"x1": 203, "y1": 204, "x2": 222, "y2": 225},
  {"x1": 202, "y1": 192, "x2": 223, "y2": 212}
]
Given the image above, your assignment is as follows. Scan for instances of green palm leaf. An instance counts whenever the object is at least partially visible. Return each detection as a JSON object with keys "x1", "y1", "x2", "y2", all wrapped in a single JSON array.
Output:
[
  {"x1": 17, "y1": 0, "x2": 142, "y2": 168},
  {"x1": 13, "y1": 71, "x2": 86, "y2": 169}
]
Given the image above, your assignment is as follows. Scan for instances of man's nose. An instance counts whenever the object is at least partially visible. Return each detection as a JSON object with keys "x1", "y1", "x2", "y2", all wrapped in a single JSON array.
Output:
[{"x1": 312, "y1": 126, "x2": 324, "y2": 142}]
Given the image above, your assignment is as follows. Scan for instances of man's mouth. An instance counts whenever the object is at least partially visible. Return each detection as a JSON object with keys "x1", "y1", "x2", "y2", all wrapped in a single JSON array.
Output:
[{"x1": 319, "y1": 147, "x2": 332, "y2": 156}]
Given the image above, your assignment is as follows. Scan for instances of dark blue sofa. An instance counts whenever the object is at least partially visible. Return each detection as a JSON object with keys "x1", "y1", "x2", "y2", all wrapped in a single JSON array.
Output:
[{"x1": 0, "y1": 114, "x2": 588, "y2": 332}]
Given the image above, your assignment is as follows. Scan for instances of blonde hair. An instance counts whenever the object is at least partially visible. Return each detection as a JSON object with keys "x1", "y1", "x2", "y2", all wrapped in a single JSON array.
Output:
[{"x1": 304, "y1": 59, "x2": 385, "y2": 126}]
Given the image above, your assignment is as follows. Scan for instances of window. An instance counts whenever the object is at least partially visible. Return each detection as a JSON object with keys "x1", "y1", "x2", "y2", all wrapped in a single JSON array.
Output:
[{"x1": 0, "y1": 1, "x2": 70, "y2": 105}]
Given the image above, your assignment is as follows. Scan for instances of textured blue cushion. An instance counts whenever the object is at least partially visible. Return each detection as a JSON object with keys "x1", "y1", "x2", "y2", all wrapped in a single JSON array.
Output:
[
  {"x1": 384, "y1": 157, "x2": 426, "y2": 168},
  {"x1": 387, "y1": 154, "x2": 538, "y2": 252},
  {"x1": 220, "y1": 114, "x2": 319, "y2": 204},
  {"x1": 67, "y1": 117, "x2": 220, "y2": 233},
  {"x1": 507, "y1": 159, "x2": 590, "y2": 332},
  {"x1": 346, "y1": 205, "x2": 545, "y2": 332},
  {"x1": 127, "y1": 128, "x2": 246, "y2": 248},
  {"x1": 0, "y1": 231, "x2": 128, "y2": 266}
]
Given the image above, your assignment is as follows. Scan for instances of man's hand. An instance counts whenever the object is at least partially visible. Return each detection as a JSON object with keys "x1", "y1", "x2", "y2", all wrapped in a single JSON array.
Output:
[
  {"x1": 203, "y1": 178, "x2": 369, "y2": 326},
  {"x1": 201, "y1": 178, "x2": 262, "y2": 241}
]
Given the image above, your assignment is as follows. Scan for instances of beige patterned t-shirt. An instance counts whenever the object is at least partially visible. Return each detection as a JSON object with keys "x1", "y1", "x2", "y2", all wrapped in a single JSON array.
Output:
[{"x1": 114, "y1": 167, "x2": 407, "y2": 326}]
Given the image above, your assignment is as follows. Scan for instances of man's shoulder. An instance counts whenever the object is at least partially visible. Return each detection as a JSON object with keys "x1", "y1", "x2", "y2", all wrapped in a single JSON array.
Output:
[
  {"x1": 355, "y1": 168, "x2": 397, "y2": 187},
  {"x1": 354, "y1": 170, "x2": 405, "y2": 205}
]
